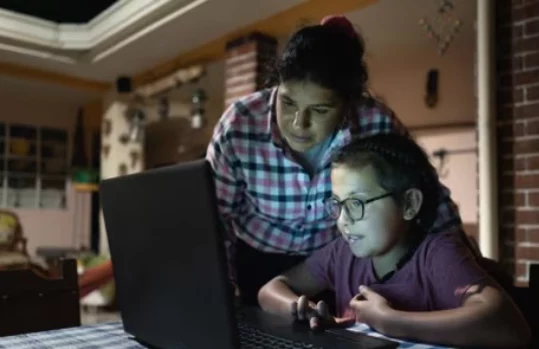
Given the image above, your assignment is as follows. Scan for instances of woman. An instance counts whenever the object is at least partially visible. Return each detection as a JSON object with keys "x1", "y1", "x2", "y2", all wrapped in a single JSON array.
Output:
[{"x1": 206, "y1": 15, "x2": 464, "y2": 306}]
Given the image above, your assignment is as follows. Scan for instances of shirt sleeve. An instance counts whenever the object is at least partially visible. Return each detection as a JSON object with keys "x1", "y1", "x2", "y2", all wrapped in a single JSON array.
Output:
[
  {"x1": 426, "y1": 233, "x2": 492, "y2": 310},
  {"x1": 304, "y1": 238, "x2": 342, "y2": 291},
  {"x1": 206, "y1": 105, "x2": 245, "y2": 282}
]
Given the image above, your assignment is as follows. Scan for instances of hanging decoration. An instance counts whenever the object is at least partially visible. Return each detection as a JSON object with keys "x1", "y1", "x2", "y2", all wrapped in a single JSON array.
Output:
[
  {"x1": 120, "y1": 105, "x2": 146, "y2": 144},
  {"x1": 425, "y1": 69, "x2": 439, "y2": 108},
  {"x1": 101, "y1": 144, "x2": 110, "y2": 158},
  {"x1": 158, "y1": 97, "x2": 169, "y2": 120},
  {"x1": 103, "y1": 119, "x2": 112, "y2": 137},
  {"x1": 190, "y1": 88, "x2": 207, "y2": 129},
  {"x1": 419, "y1": 0, "x2": 462, "y2": 55},
  {"x1": 129, "y1": 150, "x2": 141, "y2": 169},
  {"x1": 71, "y1": 107, "x2": 99, "y2": 191},
  {"x1": 118, "y1": 163, "x2": 128, "y2": 176}
]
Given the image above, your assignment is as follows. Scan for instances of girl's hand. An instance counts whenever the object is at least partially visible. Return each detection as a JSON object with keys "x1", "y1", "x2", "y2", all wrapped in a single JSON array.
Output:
[
  {"x1": 349, "y1": 285, "x2": 393, "y2": 333},
  {"x1": 291, "y1": 295, "x2": 355, "y2": 331}
]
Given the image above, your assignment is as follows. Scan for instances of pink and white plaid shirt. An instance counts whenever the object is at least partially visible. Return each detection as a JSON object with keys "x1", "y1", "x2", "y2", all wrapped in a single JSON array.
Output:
[{"x1": 206, "y1": 88, "x2": 462, "y2": 265}]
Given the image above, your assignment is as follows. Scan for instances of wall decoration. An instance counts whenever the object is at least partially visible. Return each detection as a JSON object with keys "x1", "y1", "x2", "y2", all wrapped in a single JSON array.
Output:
[
  {"x1": 419, "y1": 0, "x2": 462, "y2": 55},
  {"x1": 118, "y1": 163, "x2": 128, "y2": 176},
  {"x1": 190, "y1": 88, "x2": 207, "y2": 129},
  {"x1": 129, "y1": 150, "x2": 140, "y2": 169},
  {"x1": 120, "y1": 108, "x2": 146, "y2": 144},
  {"x1": 103, "y1": 119, "x2": 112, "y2": 137},
  {"x1": 158, "y1": 97, "x2": 169, "y2": 120},
  {"x1": 101, "y1": 144, "x2": 110, "y2": 158},
  {"x1": 425, "y1": 69, "x2": 439, "y2": 108}
]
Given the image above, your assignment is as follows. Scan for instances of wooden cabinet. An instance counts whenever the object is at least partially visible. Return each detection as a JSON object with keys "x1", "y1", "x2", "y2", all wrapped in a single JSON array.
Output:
[{"x1": 144, "y1": 118, "x2": 208, "y2": 169}]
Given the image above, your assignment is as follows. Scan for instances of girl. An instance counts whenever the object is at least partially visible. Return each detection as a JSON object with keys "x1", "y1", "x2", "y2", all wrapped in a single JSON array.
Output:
[
  {"x1": 258, "y1": 133, "x2": 530, "y2": 349},
  {"x1": 206, "y1": 15, "x2": 468, "y2": 308}
]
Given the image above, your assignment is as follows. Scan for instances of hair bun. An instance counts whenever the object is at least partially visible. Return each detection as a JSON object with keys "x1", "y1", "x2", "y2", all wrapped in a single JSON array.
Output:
[{"x1": 320, "y1": 15, "x2": 357, "y2": 39}]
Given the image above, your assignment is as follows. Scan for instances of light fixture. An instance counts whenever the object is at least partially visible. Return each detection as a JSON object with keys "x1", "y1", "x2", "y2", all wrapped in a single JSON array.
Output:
[
  {"x1": 158, "y1": 97, "x2": 169, "y2": 120},
  {"x1": 190, "y1": 88, "x2": 207, "y2": 129}
]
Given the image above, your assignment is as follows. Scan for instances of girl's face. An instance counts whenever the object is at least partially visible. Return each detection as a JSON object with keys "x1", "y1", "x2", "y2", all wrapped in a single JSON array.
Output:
[
  {"x1": 276, "y1": 81, "x2": 345, "y2": 152},
  {"x1": 329, "y1": 164, "x2": 406, "y2": 258}
]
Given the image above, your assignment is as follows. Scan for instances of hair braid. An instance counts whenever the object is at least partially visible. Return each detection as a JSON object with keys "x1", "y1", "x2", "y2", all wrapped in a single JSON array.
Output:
[{"x1": 332, "y1": 134, "x2": 441, "y2": 233}]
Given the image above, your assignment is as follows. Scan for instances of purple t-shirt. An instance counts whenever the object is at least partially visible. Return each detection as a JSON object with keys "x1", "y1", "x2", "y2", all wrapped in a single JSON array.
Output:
[{"x1": 305, "y1": 231, "x2": 491, "y2": 317}]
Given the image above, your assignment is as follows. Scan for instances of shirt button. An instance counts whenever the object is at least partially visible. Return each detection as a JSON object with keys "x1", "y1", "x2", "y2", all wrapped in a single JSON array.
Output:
[{"x1": 307, "y1": 204, "x2": 312, "y2": 210}]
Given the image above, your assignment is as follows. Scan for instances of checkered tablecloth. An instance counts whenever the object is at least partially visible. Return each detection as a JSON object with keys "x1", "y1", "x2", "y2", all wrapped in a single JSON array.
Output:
[
  {"x1": 347, "y1": 323, "x2": 453, "y2": 349},
  {"x1": 0, "y1": 322, "x2": 452, "y2": 349}
]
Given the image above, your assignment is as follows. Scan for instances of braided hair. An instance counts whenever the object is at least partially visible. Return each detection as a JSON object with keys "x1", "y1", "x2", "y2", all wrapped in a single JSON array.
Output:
[{"x1": 331, "y1": 133, "x2": 440, "y2": 234}]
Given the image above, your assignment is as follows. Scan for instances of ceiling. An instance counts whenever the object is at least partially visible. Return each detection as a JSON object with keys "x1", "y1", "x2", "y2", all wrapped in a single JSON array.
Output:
[
  {"x1": 0, "y1": 0, "x2": 118, "y2": 23},
  {"x1": 0, "y1": 0, "x2": 306, "y2": 82},
  {"x1": 0, "y1": 0, "x2": 476, "y2": 105}
]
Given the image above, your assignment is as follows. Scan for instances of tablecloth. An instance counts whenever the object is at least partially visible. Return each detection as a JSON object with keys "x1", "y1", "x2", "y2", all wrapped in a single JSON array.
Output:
[{"x1": 0, "y1": 321, "x2": 453, "y2": 349}]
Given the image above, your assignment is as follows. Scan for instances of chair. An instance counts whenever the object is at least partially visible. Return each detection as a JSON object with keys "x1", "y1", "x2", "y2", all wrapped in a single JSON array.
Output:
[
  {"x1": 0, "y1": 209, "x2": 30, "y2": 269},
  {"x1": 511, "y1": 263, "x2": 539, "y2": 348},
  {"x1": 0, "y1": 258, "x2": 81, "y2": 336}
]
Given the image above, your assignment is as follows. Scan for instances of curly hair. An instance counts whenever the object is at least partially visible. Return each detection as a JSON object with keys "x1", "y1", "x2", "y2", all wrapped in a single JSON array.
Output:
[{"x1": 331, "y1": 133, "x2": 441, "y2": 233}]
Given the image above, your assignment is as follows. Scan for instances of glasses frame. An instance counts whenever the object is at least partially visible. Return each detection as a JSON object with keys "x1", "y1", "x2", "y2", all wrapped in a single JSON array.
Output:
[{"x1": 324, "y1": 192, "x2": 393, "y2": 221}]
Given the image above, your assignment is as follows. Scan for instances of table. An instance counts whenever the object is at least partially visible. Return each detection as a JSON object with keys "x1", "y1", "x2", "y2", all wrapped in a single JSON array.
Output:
[{"x1": 0, "y1": 322, "x2": 453, "y2": 349}]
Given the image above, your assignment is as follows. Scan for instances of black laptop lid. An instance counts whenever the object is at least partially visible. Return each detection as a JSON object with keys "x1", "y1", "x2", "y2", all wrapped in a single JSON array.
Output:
[{"x1": 100, "y1": 159, "x2": 238, "y2": 349}]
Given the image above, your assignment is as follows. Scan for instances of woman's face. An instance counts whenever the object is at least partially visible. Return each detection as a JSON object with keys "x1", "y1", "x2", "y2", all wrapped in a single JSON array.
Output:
[
  {"x1": 276, "y1": 81, "x2": 345, "y2": 152},
  {"x1": 330, "y1": 164, "x2": 405, "y2": 258}
]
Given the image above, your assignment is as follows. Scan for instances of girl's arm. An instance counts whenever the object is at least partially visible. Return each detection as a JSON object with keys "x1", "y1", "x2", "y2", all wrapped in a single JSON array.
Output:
[
  {"x1": 352, "y1": 232, "x2": 531, "y2": 348},
  {"x1": 378, "y1": 284, "x2": 531, "y2": 349},
  {"x1": 258, "y1": 262, "x2": 325, "y2": 316},
  {"x1": 259, "y1": 238, "x2": 343, "y2": 317}
]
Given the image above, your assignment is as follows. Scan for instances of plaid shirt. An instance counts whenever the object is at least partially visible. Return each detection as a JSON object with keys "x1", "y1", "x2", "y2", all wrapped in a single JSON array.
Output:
[{"x1": 206, "y1": 88, "x2": 462, "y2": 275}]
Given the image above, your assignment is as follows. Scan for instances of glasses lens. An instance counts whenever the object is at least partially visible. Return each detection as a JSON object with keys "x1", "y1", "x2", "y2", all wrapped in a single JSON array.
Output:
[
  {"x1": 324, "y1": 198, "x2": 341, "y2": 218},
  {"x1": 344, "y1": 199, "x2": 364, "y2": 220}
]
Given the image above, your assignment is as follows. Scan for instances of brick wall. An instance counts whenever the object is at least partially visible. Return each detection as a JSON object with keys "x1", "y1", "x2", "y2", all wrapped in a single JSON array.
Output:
[
  {"x1": 224, "y1": 32, "x2": 277, "y2": 108},
  {"x1": 496, "y1": 0, "x2": 539, "y2": 284}
]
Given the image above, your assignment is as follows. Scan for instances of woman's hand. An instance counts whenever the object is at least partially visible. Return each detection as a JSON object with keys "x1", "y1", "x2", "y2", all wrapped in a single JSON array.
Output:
[
  {"x1": 291, "y1": 295, "x2": 355, "y2": 331},
  {"x1": 349, "y1": 285, "x2": 393, "y2": 333}
]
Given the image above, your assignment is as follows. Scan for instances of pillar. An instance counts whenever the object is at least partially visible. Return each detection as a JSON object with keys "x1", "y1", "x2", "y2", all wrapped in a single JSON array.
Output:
[
  {"x1": 99, "y1": 93, "x2": 145, "y2": 255},
  {"x1": 224, "y1": 32, "x2": 278, "y2": 108},
  {"x1": 496, "y1": 0, "x2": 539, "y2": 284}
]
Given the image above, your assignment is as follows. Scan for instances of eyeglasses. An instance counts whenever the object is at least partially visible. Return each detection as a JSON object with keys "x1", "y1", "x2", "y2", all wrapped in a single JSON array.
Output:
[{"x1": 324, "y1": 192, "x2": 393, "y2": 221}]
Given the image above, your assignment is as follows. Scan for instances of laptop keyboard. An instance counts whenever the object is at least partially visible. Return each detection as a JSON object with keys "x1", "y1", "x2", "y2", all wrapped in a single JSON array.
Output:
[{"x1": 238, "y1": 322, "x2": 323, "y2": 349}]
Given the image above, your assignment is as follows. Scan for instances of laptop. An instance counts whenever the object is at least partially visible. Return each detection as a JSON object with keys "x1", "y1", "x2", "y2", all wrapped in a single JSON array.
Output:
[{"x1": 100, "y1": 159, "x2": 398, "y2": 349}]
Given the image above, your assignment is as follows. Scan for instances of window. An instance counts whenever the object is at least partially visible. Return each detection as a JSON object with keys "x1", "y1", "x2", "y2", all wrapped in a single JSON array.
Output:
[{"x1": 0, "y1": 122, "x2": 69, "y2": 209}]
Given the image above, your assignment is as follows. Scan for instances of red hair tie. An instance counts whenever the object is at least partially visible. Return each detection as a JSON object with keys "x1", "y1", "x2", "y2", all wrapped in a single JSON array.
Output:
[{"x1": 320, "y1": 15, "x2": 357, "y2": 39}]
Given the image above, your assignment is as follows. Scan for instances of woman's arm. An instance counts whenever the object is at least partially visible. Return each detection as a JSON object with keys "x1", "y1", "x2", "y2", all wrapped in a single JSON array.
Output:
[
  {"x1": 206, "y1": 107, "x2": 245, "y2": 285},
  {"x1": 378, "y1": 284, "x2": 531, "y2": 349},
  {"x1": 258, "y1": 262, "x2": 326, "y2": 316}
]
